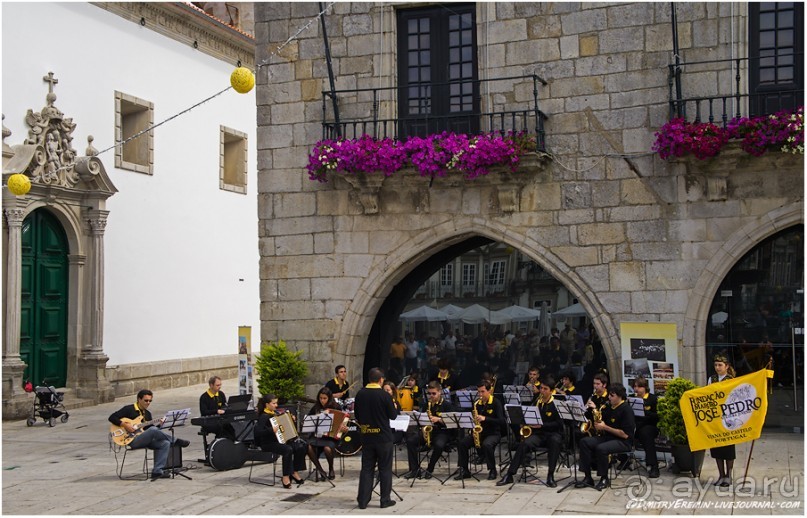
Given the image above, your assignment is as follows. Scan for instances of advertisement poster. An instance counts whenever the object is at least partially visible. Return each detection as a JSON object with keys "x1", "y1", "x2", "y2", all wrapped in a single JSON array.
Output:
[
  {"x1": 238, "y1": 326, "x2": 253, "y2": 395},
  {"x1": 620, "y1": 322, "x2": 678, "y2": 395}
]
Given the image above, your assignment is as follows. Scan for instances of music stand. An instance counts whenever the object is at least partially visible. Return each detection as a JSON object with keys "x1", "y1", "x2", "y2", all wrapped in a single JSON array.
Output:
[
  {"x1": 301, "y1": 413, "x2": 336, "y2": 488},
  {"x1": 455, "y1": 390, "x2": 476, "y2": 409},
  {"x1": 504, "y1": 406, "x2": 546, "y2": 487},
  {"x1": 407, "y1": 412, "x2": 444, "y2": 486},
  {"x1": 441, "y1": 412, "x2": 478, "y2": 488},
  {"x1": 160, "y1": 409, "x2": 192, "y2": 480},
  {"x1": 628, "y1": 397, "x2": 645, "y2": 417},
  {"x1": 554, "y1": 398, "x2": 587, "y2": 493}
]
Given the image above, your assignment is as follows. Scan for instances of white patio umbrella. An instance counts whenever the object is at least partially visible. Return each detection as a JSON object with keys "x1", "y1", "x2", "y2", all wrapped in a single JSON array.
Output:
[
  {"x1": 553, "y1": 302, "x2": 587, "y2": 317},
  {"x1": 491, "y1": 305, "x2": 541, "y2": 323},
  {"x1": 439, "y1": 304, "x2": 466, "y2": 321},
  {"x1": 457, "y1": 303, "x2": 492, "y2": 324},
  {"x1": 399, "y1": 305, "x2": 449, "y2": 322}
]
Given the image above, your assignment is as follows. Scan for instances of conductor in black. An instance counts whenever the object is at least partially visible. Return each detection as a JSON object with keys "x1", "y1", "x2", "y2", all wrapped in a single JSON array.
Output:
[
  {"x1": 576, "y1": 383, "x2": 635, "y2": 491},
  {"x1": 354, "y1": 367, "x2": 398, "y2": 509}
]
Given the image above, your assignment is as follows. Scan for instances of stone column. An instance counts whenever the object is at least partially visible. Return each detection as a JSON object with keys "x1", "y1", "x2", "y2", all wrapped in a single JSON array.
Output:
[
  {"x1": 3, "y1": 207, "x2": 28, "y2": 401},
  {"x1": 77, "y1": 210, "x2": 114, "y2": 402},
  {"x1": 84, "y1": 211, "x2": 108, "y2": 356}
]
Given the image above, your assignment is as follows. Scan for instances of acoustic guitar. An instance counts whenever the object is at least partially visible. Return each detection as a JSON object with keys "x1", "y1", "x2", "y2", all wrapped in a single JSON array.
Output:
[{"x1": 109, "y1": 416, "x2": 162, "y2": 446}]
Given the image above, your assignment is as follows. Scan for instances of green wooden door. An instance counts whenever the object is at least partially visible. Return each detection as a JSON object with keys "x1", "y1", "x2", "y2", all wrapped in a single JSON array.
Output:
[{"x1": 20, "y1": 209, "x2": 69, "y2": 387}]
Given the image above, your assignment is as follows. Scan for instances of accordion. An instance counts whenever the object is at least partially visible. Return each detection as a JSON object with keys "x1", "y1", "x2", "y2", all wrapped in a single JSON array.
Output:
[
  {"x1": 325, "y1": 410, "x2": 350, "y2": 439},
  {"x1": 270, "y1": 412, "x2": 299, "y2": 444}
]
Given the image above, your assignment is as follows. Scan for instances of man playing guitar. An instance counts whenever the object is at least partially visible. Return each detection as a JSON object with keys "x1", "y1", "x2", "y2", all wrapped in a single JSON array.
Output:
[{"x1": 108, "y1": 389, "x2": 190, "y2": 480}]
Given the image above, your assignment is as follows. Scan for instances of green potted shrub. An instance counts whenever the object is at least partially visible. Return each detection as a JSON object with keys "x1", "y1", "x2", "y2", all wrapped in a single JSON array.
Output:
[
  {"x1": 254, "y1": 339, "x2": 307, "y2": 404},
  {"x1": 657, "y1": 376, "x2": 705, "y2": 477}
]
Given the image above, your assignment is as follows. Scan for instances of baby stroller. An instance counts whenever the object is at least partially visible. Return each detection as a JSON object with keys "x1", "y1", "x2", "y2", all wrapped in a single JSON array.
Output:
[{"x1": 26, "y1": 383, "x2": 69, "y2": 427}]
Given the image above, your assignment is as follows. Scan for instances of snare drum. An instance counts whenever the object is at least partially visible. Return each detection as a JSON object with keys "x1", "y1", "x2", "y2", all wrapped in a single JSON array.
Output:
[
  {"x1": 334, "y1": 420, "x2": 362, "y2": 456},
  {"x1": 342, "y1": 398, "x2": 356, "y2": 412}
]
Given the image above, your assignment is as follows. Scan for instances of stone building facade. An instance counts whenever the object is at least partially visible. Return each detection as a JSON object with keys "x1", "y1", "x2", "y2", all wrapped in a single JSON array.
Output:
[{"x1": 254, "y1": 3, "x2": 803, "y2": 391}]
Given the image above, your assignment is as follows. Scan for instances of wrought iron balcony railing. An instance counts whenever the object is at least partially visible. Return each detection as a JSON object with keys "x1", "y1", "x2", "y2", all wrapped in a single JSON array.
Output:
[
  {"x1": 321, "y1": 74, "x2": 548, "y2": 152},
  {"x1": 668, "y1": 54, "x2": 804, "y2": 127}
]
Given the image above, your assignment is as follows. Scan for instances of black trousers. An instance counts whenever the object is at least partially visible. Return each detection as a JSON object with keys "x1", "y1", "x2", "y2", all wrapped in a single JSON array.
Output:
[
  {"x1": 457, "y1": 433, "x2": 499, "y2": 471},
  {"x1": 507, "y1": 431, "x2": 562, "y2": 477},
  {"x1": 357, "y1": 441, "x2": 393, "y2": 506},
  {"x1": 261, "y1": 440, "x2": 307, "y2": 476},
  {"x1": 406, "y1": 430, "x2": 451, "y2": 472},
  {"x1": 635, "y1": 425, "x2": 659, "y2": 468},
  {"x1": 578, "y1": 435, "x2": 631, "y2": 478}
]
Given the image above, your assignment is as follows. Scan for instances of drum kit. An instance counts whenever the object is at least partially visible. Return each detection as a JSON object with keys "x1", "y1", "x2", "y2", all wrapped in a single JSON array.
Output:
[{"x1": 331, "y1": 397, "x2": 361, "y2": 455}]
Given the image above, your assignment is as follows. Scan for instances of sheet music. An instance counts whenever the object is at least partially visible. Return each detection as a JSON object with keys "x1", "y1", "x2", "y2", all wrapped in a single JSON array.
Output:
[
  {"x1": 455, "y1": 389, "x2": 477, "y2": 409},
  {"x1": 301, "y1": 413, "x2": 333, "y2": 436},
  {"x1": 390, "y1": 414, "x2": 410, "y2": 431},
  {"x1": 568, "y1": 395, "x2": 584, "y2": 406},
  {"x1": 159, "y1": 408, "x2": 191, "y2": 428},
  {"x1": 440, "y1": 411, "x2": 473, "y2": 429},
  {"x1": 554, "y1": 399, "x2": 588, "y2": 422},
  {"x1": 503, "y1": 384, "x2": 519, "y2": 393},
  {"x1": 522, "y1": 406, "x2": 542, "y2": 426},
  {"x1": 628, "y1": 397, "x2": 646, "y2": 417},
  {"x1": 408, "y1": 411, "x2": 432, "y2": 427},
  {"x1": 503, "y1": 392, "x2": 521, "y2": 405}
]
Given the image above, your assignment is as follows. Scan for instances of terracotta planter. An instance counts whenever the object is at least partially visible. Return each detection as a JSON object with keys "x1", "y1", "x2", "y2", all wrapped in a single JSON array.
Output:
[{"x1": 670, "y1": 443, "x2": 705, "y2": 477}]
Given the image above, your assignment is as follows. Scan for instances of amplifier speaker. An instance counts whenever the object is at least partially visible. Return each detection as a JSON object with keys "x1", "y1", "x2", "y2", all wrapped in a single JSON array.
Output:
[{"x1": 166, "y1": 443, "x2": 183, "y2": 469}]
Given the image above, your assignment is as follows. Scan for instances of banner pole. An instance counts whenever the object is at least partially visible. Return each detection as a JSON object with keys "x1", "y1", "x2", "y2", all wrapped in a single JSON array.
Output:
[{"x1": 742, "y1": 440, "x2": 755, "y2": 483}]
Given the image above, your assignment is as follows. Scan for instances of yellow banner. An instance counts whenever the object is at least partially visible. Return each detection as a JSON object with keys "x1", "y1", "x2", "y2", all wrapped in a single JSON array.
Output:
[{"x1": 680, "y1": 369, "x2": 771, "y2": 451}]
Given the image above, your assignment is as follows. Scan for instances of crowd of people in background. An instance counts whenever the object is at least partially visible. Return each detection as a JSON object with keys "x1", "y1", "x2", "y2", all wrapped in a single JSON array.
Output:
[{"x1": 387, "y1": 321, "x2": 608, "y2": 398}]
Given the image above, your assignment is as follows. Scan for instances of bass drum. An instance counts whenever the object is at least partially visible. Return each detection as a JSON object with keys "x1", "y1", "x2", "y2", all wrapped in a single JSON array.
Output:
[
  {"x1": 209, "y1": 438, "x2": 248, "y2": 471},
  {"x1": 335, "y1": 428, "x2": 362, "y2": 456}
]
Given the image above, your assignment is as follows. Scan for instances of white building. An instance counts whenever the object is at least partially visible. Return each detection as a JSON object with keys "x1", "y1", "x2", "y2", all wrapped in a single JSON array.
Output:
[{"x1": 2, "y1": 2, "x2": 259, "y2": 417}]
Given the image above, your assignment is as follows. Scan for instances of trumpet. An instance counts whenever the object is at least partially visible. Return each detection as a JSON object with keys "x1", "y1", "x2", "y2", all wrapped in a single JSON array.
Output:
[{"x1": 519, "y1": 424, "x2": 533, "y2": 439}]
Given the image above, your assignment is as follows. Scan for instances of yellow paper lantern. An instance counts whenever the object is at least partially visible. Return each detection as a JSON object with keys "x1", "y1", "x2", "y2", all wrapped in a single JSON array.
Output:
[
  {"x1": 230, "y1": 67, "x2": 255, "y2": 94},
  {"x1": 7, "y1": 173, "x2": 31, "y2": 196}
]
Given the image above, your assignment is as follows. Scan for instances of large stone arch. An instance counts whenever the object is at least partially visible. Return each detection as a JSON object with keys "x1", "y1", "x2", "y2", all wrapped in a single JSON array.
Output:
[
  {"x1": 338, "y1": 216, "x2": 621, "y2": 381},
  {"x1": 684, "y1": 203, "x2": 804, "y2": 384}
]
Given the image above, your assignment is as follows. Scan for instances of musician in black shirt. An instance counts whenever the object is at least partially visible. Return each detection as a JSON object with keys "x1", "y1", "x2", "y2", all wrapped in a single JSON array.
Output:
[
  {"x1": 198, "y1": 376, "x2": 235, "y2": 443},
  {"x1": 305, "y1": 387, "x2": 343, "y2": 480},
  {"x1": 630, "y1": 376, "x2": 660, "y2": 478},
  {"x1": 354, "y1": 367, "x2": 398, "y2": 509},
  {"x1": 455, "y1": 380, "x2": 504, "y2": 481},
  {"x1": 108, "y1": 389, "x2": 190, "y2": 480},
  {"x1": 555, "y1": 370, "x2": 580, "y2": 397},
  {"x1": 497, "y1": 377, "x2": 563, "y2": 487},
  {"x1": 429, "y1": 359, "x2": 460, "y2": 391},
  {"x1": 576, "y1": 383, "x2": 635, "y2": 491},
  {"x1": 324, "y1": 365, "x2": 350, "y2": 399},
  {"x1": 404, "y1": 381, "x2": 455, "y2": 480},
  {"x1": 254, "y1": 394, "x2": 306, "y2": 489}
]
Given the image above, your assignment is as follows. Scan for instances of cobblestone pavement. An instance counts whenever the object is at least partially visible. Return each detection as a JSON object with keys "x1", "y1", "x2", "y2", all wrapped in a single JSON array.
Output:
[{"x1": 2, "y1": 379, "x2": 803, "y2": 515}]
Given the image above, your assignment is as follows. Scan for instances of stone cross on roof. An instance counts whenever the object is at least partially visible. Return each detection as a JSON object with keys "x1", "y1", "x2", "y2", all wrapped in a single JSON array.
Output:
[{"x1": 43, "y1": 71, "x2": 58, "y2": 94}]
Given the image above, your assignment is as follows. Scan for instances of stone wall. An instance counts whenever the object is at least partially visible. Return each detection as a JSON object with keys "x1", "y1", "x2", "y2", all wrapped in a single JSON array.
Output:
[
  {"x1": 254, "y1": 3, "x2": 803, "y2": 386},
  {"x1": 108, "y1": 354, "x2": 240, "y2": 398}
]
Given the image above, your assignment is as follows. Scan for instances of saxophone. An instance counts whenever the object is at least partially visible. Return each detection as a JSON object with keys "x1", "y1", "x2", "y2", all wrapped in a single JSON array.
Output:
[
  {"x1": 581, "y1": 401, "x2": 605, "y2": 436},
  {"x1": 472, "y1": 398, "x2": 483, "y2": 449},
  {"x1": 422, "y1": 401, "x2": 434, "y2": 448}
]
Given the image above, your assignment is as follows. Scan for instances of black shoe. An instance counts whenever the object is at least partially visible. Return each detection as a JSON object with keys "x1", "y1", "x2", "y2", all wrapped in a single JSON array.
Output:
[
  {"x1": 328, "y1": 469, "x2": 335, "y2": 480},
  {"x1": 175, "y1": 438, "x2": 190, "y2": 448},
  {"x1": 150, "y1": 471, "x2": 171, "y2": 480},
  {"x1": 648, "y1": 466, "x2": 660, "y2": 479},
  {"x1": 291, "y1": 475, "x2": 304, "y2": 486},
  {"x1": 404, "y1": 469, "x2": 420, "y2": 480},
  {"x1": 422, "y1": 470, "x2": 433, "y2": 479},
  {"x1": 594, "y1": 477, "x2": 609, "y2": 491},
  {"x1": 358, "y1": 502, "x2": 368, "y2": 510},
  {"x1": 487, "y1": 469, "x2": 498, "y2": 480},
  {"x1": 546, "y1": 475, "x2": 557, "y2": 488},
  {"x1": 496, "y1": 474, "x2": 514, "y2": 486},
  {"x1": 575, "y1": 476, "x2": 594, "y2": 488},
  {"x1": 380, "y1": 500, "x2": 396, "y2": 509}
]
